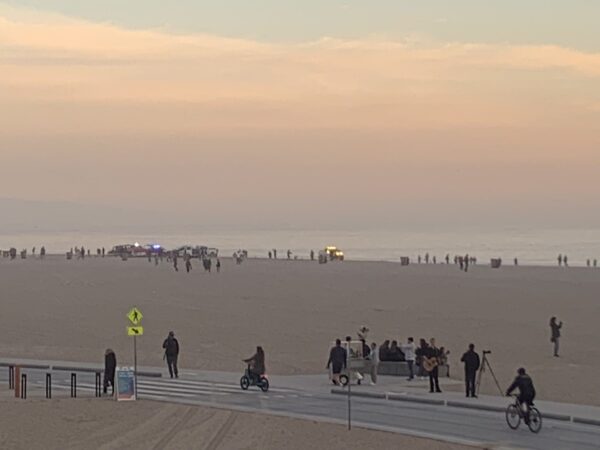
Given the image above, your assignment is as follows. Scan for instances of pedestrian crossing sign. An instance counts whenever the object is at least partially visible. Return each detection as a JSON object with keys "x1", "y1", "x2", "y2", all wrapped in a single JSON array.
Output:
[
  {"x1": 127, "y1": 307, "x2": 143, "y2": 325},
  {"x1": 127, "y1": 326, "x2": 144, "y2": 336}
]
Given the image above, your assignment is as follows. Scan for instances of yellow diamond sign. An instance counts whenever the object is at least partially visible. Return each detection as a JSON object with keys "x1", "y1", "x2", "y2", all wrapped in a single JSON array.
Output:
[
  {"x1": 127, "y1": 326, "x2": 144, "y2": 336},
  {"x1": 127, "y1": 307, "x2": 143, "y2": 325}
]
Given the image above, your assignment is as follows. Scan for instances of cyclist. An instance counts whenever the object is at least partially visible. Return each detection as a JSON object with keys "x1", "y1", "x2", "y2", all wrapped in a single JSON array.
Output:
[{"x1": 506, "y1": 368, "x2": 536, "y2": 424}]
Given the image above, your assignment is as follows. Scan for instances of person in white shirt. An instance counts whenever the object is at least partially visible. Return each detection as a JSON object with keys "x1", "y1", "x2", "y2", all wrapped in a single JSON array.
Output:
[
  {"x1": 401, "y1": 337, "x2": 416, "y2": 381},
  {"x1": 368, "y1": 342, "x2": 380, "y2": 385}
]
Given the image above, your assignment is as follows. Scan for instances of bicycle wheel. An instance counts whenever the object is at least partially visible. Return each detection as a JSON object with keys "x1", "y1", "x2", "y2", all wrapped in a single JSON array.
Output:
[
  {"x1": 527, "y1": 408, "x2": 542, "y2": 433},
  {"x1": 505, "y1": 404, "x2": 521, "y2": 429}
]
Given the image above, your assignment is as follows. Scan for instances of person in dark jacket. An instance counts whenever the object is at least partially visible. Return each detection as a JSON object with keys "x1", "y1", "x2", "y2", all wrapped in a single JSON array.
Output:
[
  {"x1": 460, "y1": 344, "x2": 480, "y2": 397},
  {"x1": 243, "y1": 346, "x2": 266, "y2": 382},
  {"x1": 506, "y1": 368, "x2": 536, "y2": 423},
  {"x1": 379, "y1": 340, "x2": 390, "y2": 361},
  {"x1": 103, "y1": 349, "x2": 117, "y2": 395},
  {"x1": 326, "y1": 339, "x2": 347, "y2": 385},
  {"x1": 550, "y1": 317, "x2": 563, "y2": 357},
  {"x1": 163, "y1": 331, "x2": 180, "y2": 378}
]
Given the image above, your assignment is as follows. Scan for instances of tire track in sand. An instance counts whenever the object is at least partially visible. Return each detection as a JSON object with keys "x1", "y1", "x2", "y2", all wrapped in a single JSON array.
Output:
[
  {"x1": 204, "y1": 412, "x2": 237, "y2": 450},
  {"x1": 151, "y1": 406, "x2": 200, "y2": 450}
]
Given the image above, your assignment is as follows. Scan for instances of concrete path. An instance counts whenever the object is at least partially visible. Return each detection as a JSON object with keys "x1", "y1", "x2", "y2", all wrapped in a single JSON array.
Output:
[{"x1": 2, "y1": 358, "x2": 600, "y2": 450}]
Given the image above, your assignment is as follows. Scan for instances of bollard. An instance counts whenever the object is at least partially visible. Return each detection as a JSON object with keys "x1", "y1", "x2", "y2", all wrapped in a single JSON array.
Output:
[
  {"x1": 8, "y1": 365, "x2": 14, "y2": 390},
  {"x1": 95, "y1": 372, "x2": 101, "y2": 398},
  {"x1": 20, "y1": 374, "x2": 27, "y2": 399},
  {"x1": 46, "y1": 373, "x2": 52, "y2": 399},
  {"x1": 14, "y1": 366, "x2": 20, "y2": 398},
  {"x1": 70, "y1": 373, "x2": 77, "y2": 398}
]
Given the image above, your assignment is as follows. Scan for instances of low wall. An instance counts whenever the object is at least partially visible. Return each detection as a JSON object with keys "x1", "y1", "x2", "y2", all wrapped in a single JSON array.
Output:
[{"x1": 378, "y1": 361, "x2": 449, "y2": 377}]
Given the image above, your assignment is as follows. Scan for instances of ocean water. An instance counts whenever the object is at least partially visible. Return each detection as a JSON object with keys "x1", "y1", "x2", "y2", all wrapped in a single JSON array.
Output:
[{"x1": 1, "y1": 228, "x2": 599, "y2": 266}]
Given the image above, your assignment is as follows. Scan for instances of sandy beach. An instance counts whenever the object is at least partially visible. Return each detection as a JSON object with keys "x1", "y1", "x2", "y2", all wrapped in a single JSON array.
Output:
[{"x1": 0, "y1": 255, "x2": 598, "y2": 406}]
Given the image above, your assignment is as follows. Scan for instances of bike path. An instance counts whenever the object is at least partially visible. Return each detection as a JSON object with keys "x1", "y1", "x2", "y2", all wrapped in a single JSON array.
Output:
[{"x1": 2, "y1": 358, "x2": 600, "y2": 450}]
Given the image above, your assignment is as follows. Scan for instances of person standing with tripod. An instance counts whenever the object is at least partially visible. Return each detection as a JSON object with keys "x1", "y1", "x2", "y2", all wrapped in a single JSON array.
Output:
[{"x1": 461, "y1": 344, "x2": 480, "y2": 398}]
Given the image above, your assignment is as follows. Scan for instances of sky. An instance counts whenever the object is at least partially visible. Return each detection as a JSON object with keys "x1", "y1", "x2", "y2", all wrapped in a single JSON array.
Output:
[{"x1": 1, "y1": 1, "x2": 599, "y2": 230}]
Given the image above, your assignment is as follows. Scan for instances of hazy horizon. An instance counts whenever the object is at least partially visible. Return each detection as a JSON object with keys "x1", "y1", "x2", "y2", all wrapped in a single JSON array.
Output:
[{"x1": 1, "y1": 1, "x2": 599, "y2": 231}]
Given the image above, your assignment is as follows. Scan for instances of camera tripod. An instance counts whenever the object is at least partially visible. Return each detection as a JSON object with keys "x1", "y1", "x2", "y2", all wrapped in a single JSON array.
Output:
[{"x1": 476, "y1": 351, "x2": 504, "y2": 396}]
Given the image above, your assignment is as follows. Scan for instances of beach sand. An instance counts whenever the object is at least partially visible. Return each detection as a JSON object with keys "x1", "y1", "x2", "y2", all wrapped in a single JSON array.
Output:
[
  {"x1": 0, "y1": 394, "x2": 476, "y2": 450},
  {"x1": 0, "y1": 256, "x2": 598, "y2": 406}
]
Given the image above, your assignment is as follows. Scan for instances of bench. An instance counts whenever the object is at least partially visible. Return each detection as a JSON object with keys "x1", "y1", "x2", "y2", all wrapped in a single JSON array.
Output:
[{"x1": 378, "y1": 361, "x2": 449, "y2": 377}]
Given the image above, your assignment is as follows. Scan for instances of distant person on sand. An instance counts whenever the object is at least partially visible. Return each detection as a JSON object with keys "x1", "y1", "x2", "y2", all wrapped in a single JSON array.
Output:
[
  {"x1": 326, "y1": 339, "x2": 347, "y2": 386},
  {"x1": 103, "y1": 349, "x2": 117, "y2": 395},
  {"x1": 433, "y1": 256, "x2": 437, "y2": 264},
  {"x1": 418, "y1": 255, "x2": 422, "y2": 264},
  {"x1": 425, "y1": 253, "x2": 429, "y2": 264},
  {"x1": 564, "y1": 255, "x2": 568, "y2": 267},
  {"x1": 163, "y1": 331, "x2": 180, "y2": 378},
  {"x1": 273, "y1": 249, "x2": 277, "y2": 259},
  {"x1": 594, "y1": 259, "x2": 598, "y2": 268},
  {"x1": 550, "y1": 317, "x2": 563, "y2": 357},
  {"x1": 268, "y1": 251, "x2": 272, "y2": 259},
  {"x1": 102, "y1": 247, "x2": 105, "y2": 257},
  {"x1": 40, "y1": 246, "x2": 46, "y2": 259},
  {"x1": 216, "y1": 258, "x2": 221, "y2": 272},
  {"x1": 401, "y1": 337, "x2": 416, "y2": 381},
  {"x1": 287, "y1": 249, "x2": 292, "y2": 259},
  {"x1": 445, "y1": 254, "x2": 450, "y2": 264},
  {"x1": 464, "y1": 254, "x2": 469, "y2": 272},
  {"x1": 461, "y1": 344, "x2": 480, "y2": 398},
  {"x1": 185, "y1": 255, "x2": 192, "y2": 273},
  {"x1": 310, "y1": 250, "x2": 315, "y2": 261},
  {"x1": 32, "y1": 247, "x2": 36, "y2": 256},
  {"x1": 173, "y1": 254, "x2": 179, "y2": 272},
  {"x1": 558, "y1": 254, "x2": 562, "y2": 266},
  {"x1": 514, "y1": 257, "x2": 518, "y2": 266}
]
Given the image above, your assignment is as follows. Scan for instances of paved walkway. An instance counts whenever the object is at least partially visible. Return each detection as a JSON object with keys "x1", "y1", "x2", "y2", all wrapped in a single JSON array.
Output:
[{"x1": 2, "y1": 358, "x2": 600, "y2": 450}]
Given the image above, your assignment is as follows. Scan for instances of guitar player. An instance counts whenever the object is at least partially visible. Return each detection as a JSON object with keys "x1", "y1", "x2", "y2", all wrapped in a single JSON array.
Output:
[{"x1": 424, "y1": 338, "x2": 442, "y2": 393}]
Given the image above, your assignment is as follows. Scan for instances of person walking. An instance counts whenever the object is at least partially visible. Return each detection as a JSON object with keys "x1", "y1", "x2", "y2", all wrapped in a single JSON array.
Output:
[
  {"x1": 185, "y1": 254, "x2": 192, "y2": 273},
  {"x1": 216, "y1": 258, "x2": 221, "y2": 273},
  {"x1": 163, "y1": 331, "x2": 180, "y2": 378},
  {"x1": 173, "y1": 254, "x2": 179, "y2": 272},
  {"x1": 103, "y1": 349, "x2": 117, "y2": 395},
  {"x1": 402, "y1": 337, "x2": 416, "y2": 381},
  {"x1": 327, "y1": 339, "x2": 347, "y2": 386},
  {"x1": 40, "y1": 246, "x2": 46, "y2": 260},
  {"x1": 368, "y1": 342, "x2": 379, "y2": 385},
  {"x1": 550, "y1": 317, "x2": 563, "y2": 357},
  {"x1": 460, "y1": 344, "x2": 480, "y2": 398},
  {"x1": 558, "y1": 254, "x2": 562, "y2": 266}
]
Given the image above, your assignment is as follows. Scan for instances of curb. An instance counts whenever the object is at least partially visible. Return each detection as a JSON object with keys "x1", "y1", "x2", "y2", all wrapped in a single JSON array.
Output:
[
  {"x1": 573, "y1": 417, "x2": 600, "y2": 427},
  {"x1": 331, "y1": 389, "x2": 386, "y2": 400},
  {"x1": 330, "y1": 389, "x2": 600, "y2": 427},
  {"x1": 389, "y1": 393, "x2": 445, "y2": 406}
]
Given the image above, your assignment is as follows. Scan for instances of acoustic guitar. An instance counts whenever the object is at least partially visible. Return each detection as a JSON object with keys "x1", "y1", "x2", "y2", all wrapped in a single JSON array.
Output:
[{"x1": 422, "y1": 356, "x2": 439, "y2": 373}]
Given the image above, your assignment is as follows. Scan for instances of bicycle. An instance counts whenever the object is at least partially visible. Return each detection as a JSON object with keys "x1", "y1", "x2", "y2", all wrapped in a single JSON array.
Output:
[{"x1": 505, "y1": 395, "x2": 542, "y2": 433}]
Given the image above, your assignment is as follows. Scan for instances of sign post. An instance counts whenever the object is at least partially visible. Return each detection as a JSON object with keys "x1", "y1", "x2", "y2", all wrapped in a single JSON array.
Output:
[{"x1": 127, "y1": 307, "x2": 143, "y2": 399}]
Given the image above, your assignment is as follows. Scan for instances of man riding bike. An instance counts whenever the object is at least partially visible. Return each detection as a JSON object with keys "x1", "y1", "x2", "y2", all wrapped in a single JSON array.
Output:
[{"x1": 506, "y1": 368, "x2": 536, "y2": 424}]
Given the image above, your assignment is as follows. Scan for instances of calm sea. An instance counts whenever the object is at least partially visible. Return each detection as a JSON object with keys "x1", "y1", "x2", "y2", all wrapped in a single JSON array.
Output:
[{"x1": 1, "y1": 228, "x2": 599, "y2": 266}]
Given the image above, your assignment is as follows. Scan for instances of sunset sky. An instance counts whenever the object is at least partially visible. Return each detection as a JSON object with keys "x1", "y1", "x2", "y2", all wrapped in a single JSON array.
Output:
[{"x1": 1, "y1": 1, "x2": 599, "y2": 229}]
